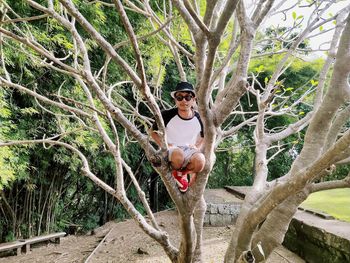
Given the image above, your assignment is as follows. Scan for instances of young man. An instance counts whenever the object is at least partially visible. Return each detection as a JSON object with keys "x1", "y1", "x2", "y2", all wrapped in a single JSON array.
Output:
[{"x1": 151, "y1": 81, "x2": 206, "y2": 192}]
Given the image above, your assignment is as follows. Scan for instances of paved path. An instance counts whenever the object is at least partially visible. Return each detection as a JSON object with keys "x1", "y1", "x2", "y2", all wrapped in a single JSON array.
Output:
[
  {"x1": 204, "y1": 188, "x2": 244, "y2": 204},
  {"x1": 267, "y1": 246, "x2": 305, "y2": 263}
]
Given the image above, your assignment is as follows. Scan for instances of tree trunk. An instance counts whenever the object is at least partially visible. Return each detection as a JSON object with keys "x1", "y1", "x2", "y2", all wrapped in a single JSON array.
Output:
[
  {"x1": 251, "y1": 190, "x2": 309, "y2": 261},
  {"x1": 192, "y1": 196, "x2": 206, "y2": 262}
]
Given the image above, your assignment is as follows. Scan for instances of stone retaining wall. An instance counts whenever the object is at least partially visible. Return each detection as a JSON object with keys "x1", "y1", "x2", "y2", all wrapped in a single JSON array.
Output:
[
  {"x1": 284, "y1": 216, "x2": 350, "y2": 263},
  {"x1": 203, "y1": 189, "x2": 243, "y2": 226},
  {"x1": 204, "y1": 203, "x2": 241, "y2": 226}
]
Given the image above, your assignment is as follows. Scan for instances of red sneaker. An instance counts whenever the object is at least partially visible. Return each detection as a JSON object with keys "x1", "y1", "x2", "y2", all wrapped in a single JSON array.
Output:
[
  {"x1": 172, "y1": 170, "x2": 188, "y2": 193},
  {"x1": 179, "y1": 169, "x2": 196, "y2": 185}
]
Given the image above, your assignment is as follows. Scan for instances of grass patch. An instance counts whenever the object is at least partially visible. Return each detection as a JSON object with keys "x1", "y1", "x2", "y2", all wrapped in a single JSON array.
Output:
[{"x1": 300, "y1": 188, "x2": 350, "y2": 223}]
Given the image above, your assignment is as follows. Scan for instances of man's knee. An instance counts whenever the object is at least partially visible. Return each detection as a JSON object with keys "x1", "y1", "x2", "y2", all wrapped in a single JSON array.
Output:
[
  {"x1": 190, "y1": 153, "x2": 205, "y2": 173},
  {"x1": 169, "y1": 148, "x2": 184, "y2": 170}
]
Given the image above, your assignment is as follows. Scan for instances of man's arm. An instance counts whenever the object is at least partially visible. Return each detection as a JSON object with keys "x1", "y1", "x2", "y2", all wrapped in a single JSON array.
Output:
[
  {"x1": 193, "y1": 135, "x2": 204, "y2": 150},
  {"x1": 150, "y1": 129, "x2": 175, "y2": 148},
  {"x1": 150, "y1": 129, "x2": 162, "y2": 147}
]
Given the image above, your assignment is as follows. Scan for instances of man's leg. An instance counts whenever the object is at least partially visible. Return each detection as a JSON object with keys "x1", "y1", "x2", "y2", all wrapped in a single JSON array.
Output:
[
  {"x1": 186, "y1": 152, "x2": 205, "y2": 173},
  {"x1": 185, "y1": 152, "x2": 205, "y2": 186},
  {"x1": 169, "y1": 147, "x2": 188, "y2": 192},
  {"x1": 169, "y1": 147, "x2": 184, "y2": 170}
]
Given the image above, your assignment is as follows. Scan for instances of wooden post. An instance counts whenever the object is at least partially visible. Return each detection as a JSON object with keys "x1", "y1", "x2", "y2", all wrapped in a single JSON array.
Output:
[{"x1": 25, "y1": 243, "x2": 30, "y2": 254}]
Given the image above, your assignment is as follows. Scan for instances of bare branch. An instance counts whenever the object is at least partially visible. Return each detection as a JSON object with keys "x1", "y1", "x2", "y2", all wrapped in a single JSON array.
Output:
[
  {"x1": 311, "y1": 173, "x2": 350, "y2": 192},
  {"x1": 183, "y1": 0, "x2": 210, "y2": 36},
  {"x1": 112, "y1": 17, "x2": 173, "y2": 50},
  {"x1": 121, "y1": 159, "x2": 160, "y2": 230},
  {"x1": 171, "y1": 0, "x2": 200, "y2": 36},
  {"x1": 30, "y1": 0, "x2": 141, "y2": 86},
  {"x1": 112, "y1": 0, "x2": 147, "y2": 86},
  {"x1": 0, "y1": 14, "x2": 49, "y2": 24},
  {"x1": 213, "y1": 0, "x2": 239, "y2": 38},
  {"x1": 267, "y1": 113, "x2": 312, "y2": 143}
]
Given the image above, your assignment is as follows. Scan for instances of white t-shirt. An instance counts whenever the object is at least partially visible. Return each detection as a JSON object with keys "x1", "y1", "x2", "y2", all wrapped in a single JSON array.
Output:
[{"x1": 153, "y1": 108, "x2": 204, "y2": 147}]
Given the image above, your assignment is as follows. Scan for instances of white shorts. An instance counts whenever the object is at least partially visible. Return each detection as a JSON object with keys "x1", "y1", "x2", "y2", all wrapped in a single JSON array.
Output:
[{"x1": 168, "y1": 146, "x2": 200, "y2": 169}]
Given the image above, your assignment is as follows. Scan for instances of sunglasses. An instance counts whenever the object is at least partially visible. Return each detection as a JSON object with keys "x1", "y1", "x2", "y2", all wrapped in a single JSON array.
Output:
[{"x1": 175, "y1": 95, "x2": 193, "y2": 101}]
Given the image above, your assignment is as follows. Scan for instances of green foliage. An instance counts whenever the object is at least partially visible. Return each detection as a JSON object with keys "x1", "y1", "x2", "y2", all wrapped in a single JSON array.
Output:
[
  {"x1": 0, "y1": 0, "x2": 157, "y2": 241},
  {"x1": 0, "y1": 147, "x2": 15, "y2": 190},
  {"x1": 323, "y1": 164, "x2": 350, "y2": 182},
  {"x1": 208, "y1": 140, "x2": 255, "y2": 188},
  {"x1": 79, "y1": 214, "x2": 100, "y2": 232},
  {"x1": 0, "y1": 89, "x2": 30, "y2": 189},
  {"x1": 136, "y1": 16, "x2": 172, "y2": 84},
  {"x1": 4, "y1": 231, "x2": 15, "y2": 243},
  {"x1": 267, "y1": 148, "x2": 296, "y2": 181},
  {"x1": 0, "y1": 91, "x2": 14, "y2": 189}
]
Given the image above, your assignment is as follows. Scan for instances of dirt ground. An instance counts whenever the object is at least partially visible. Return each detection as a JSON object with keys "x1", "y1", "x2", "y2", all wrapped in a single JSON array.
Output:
[{"x1": 0, "y1": 210, "x2": 304, "y2": 263}]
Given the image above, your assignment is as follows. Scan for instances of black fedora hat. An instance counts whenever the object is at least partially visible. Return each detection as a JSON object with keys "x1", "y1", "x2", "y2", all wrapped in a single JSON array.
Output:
[{"x1": 170, "y1": 81, "x2": 195, "y2": 98}]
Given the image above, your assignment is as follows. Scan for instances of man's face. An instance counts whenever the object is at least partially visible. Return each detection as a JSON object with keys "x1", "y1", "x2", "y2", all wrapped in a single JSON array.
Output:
[{"x1": 174, "y1": 91, "x2": 195, "y2": 110}]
